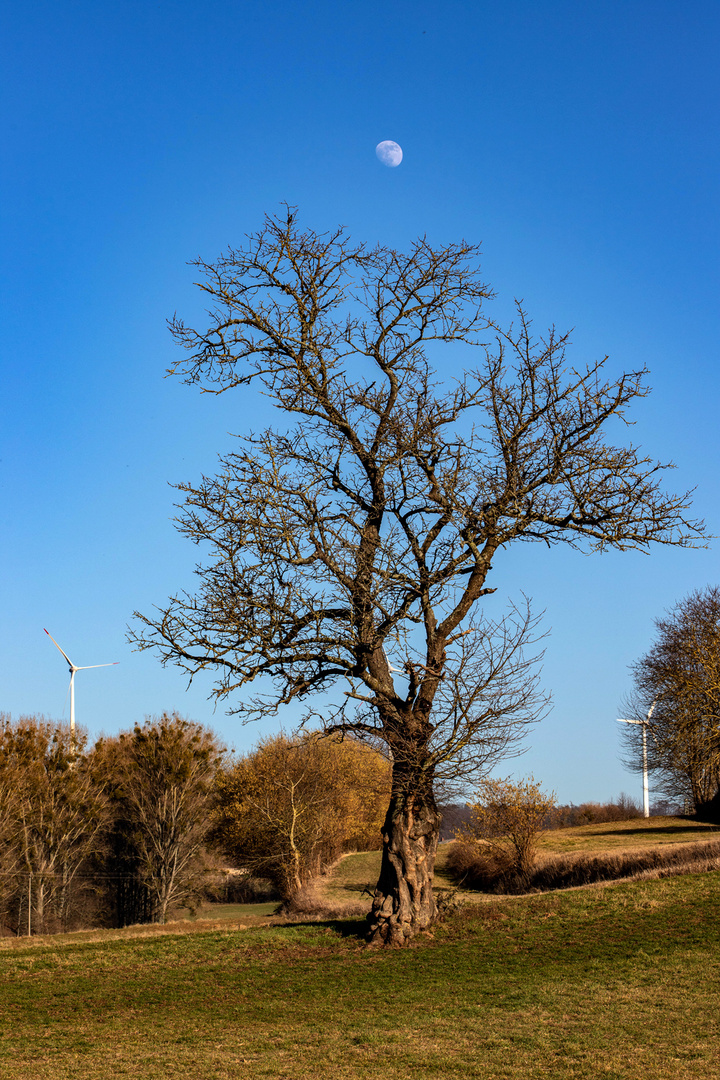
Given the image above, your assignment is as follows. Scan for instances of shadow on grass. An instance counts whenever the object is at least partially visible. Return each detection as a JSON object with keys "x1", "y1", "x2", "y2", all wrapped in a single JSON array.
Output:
[
  {"x1": 282, "y1": 916, "x2": 370, "y2": 941},
  {"x1": 330, "y1": 882, "x2": 375, "y2": 895},
  {"x1": 581, "y1": 823, "x2": 720, "y2": 839}
]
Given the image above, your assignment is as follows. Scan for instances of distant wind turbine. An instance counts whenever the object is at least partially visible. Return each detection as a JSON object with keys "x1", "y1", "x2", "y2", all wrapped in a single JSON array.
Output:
[{"x1": 44, "y1": 629, "x2": 118, "y2": 733}]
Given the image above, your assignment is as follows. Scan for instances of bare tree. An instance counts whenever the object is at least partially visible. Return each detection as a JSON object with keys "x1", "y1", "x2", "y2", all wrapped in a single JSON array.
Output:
[
  {"x1": 99, "y1": 714, "x2": 223, "y2": 924},
  {"x1": 0, "y1": 716, "x2": 109, "y2": 934},
  {"x1": 622, "y1": 586, "x2": 720, "y2": 821},
  {"x1": 132, "y1": 208, "x2": 703, "y2": 944}
]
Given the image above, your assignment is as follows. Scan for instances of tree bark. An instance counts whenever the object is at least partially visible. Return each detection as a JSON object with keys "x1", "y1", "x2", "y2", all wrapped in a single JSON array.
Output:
[{"x1": 367, "y1": 768, "x2": 441, "y2": 946}]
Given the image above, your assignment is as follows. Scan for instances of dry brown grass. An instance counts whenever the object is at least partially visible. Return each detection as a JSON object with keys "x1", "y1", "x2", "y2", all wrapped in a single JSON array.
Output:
[{"x1": 535, "y1": 814, "x2": 720, "y2": 855}]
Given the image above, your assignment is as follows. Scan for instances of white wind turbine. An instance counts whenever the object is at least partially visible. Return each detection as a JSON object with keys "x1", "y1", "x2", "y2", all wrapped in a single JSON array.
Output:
[{"x1": 44, "y1": 629, "x2": 118, "y2": 733}]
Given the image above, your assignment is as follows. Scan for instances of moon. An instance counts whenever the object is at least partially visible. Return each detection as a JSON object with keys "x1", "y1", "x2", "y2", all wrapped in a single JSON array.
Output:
[{"x1": 376, "y1": 140, "x2": 403, "y2": 167}]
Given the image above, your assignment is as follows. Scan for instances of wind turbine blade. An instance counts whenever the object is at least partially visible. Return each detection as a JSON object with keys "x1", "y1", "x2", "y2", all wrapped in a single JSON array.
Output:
[
  {"x1": 75, "y1": 662, "x2": 119, "y2": 670},
  {"x1": 44, "y1": 628, "x2": 75, "y2": 669}
]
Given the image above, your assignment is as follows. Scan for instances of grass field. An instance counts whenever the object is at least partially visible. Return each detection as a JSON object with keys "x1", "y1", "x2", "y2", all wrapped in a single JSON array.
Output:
[
  {"x1": 2, "y1": 818, "x2": 720, "y2": 1079},
  {"x1": 2, "y1": 868, "x2": 720, "y2": 1077}
]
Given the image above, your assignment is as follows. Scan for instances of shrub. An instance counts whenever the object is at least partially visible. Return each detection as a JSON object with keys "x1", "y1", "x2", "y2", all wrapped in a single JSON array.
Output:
[
  {"x1": 533, "y1": 841, "x2": 720, "y2": 890},
  {"x1": 204, "y1": 869, "x2": 278, "y2": 904},
  {"x1": 456, "y1": 776, "x2": 556, "y2": 890},
  {"x1": 445, "y1": 839, "x2": 519, "y2": 892}
]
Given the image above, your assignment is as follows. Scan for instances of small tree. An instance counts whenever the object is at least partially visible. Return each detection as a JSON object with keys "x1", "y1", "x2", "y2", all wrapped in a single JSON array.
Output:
[
  {"x1": 132, "y1": 208, "x2": 703, "y2": 943},
  {"x1": 213, "y1": 733, "x2": 390, "y2": 901},
  {"x1": 456, "y1": 776, "x2": 556, "y2": 887},
  {"x1": 622, "y1": 586, "x2": 720, "y2": 821},
  {"x1": 99, "y1": 714, "x2": 223, "y2": 924}
]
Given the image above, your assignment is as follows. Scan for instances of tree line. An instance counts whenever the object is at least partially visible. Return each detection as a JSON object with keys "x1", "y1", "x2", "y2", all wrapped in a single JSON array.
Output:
[
  {"x1": 0, "y1": 713, "x2": 390, "y2": 936},
  {"x1": 6, "y1": 570, "x2": 719, "y2": 940}
]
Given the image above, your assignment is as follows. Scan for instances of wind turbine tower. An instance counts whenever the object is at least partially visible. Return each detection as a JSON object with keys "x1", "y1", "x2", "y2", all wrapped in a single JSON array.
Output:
[{"x1": 44, "y1": 629, "x2": 118, "y2": 733}]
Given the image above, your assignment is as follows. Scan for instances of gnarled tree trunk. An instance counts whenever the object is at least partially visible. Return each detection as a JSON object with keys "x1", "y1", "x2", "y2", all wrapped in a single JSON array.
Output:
[{"x1": 367, "y1": 767, "x2": 441, "y2": 946}]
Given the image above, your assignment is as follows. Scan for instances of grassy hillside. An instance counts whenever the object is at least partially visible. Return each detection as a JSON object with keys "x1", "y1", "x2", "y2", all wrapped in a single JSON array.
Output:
[
  {"x1": 321, "y1": 816, "x2": 720, "y2": 906},
  {"x1": 2, "y1": 818, "x2": 720, "y2": 1078},
  {"x1": 2, "y1": 870, "x2": 720, "y2": 1078},
  {"x1": 535, "y1": 816, "x2": 720, "y2": 856},
  {"x1": 321, "y1": 845, "x2": 457, "y2": 907}
]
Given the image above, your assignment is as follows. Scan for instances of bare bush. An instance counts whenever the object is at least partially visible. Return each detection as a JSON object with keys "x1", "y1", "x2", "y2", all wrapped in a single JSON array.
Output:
[
  {"x1": 446, "y1": 839, "x2": 519, "y2": 892},
  {"x1": 455, "y1": 776, "x2": 556, "y2": 889},
  {"x1": 214, "y1": 872, "x2": 278, "y2": 905}
]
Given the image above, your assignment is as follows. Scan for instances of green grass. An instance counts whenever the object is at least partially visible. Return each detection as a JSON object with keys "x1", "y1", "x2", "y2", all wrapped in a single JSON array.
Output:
[
  {"x1": 322, "y1": 847, "x2": 381, "y2": 900},
  {"x1": 2, "y1": 869, "x2": 720, "y2": 1078},
  {"x1": 321, "y1": 844, "x2": 457, "y2": 907},
  {"x1": 179, "y1": 901, "x2": 279, "y2": 922}
]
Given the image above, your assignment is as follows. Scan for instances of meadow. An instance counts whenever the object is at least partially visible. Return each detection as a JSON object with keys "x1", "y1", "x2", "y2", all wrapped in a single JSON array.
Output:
[{"x1": 1, "y1": 820, "x2": 720, "y2": 1079}]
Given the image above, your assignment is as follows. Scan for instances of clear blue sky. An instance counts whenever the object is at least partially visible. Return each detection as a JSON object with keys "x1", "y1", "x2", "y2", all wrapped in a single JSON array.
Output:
[{"x1": 2, "y1": 0, "x2": 718, "y2": 804}]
